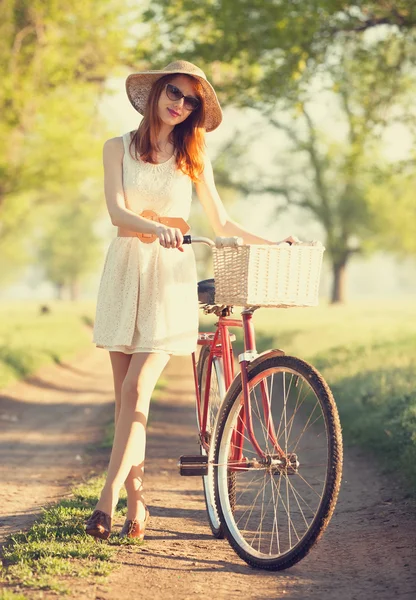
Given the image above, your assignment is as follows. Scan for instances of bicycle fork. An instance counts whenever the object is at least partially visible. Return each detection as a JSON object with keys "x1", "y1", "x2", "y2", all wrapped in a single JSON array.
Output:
[{"x1": 228, "y1": 310, "x2": 286, "y2": 471}]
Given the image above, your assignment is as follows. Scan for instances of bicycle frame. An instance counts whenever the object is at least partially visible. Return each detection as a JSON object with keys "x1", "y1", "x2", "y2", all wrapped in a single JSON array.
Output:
[{"x1": 191, "y1": 309, "x2": 286, "y2": 466}]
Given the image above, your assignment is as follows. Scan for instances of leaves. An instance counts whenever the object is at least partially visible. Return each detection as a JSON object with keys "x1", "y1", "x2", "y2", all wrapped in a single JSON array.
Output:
[
  {"x1": 0, "y1": 1, "x2": 142, "y2": 227},
  {"x1": 37, "y1": 193, "x2": 103, "y2": 290}
]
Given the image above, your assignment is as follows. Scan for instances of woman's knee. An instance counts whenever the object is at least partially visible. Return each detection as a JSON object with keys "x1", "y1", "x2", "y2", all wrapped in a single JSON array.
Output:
[
  {"x1": 120, "y1": 377, "x2": 153, "y2": 411},
  {"x1": 125, "y1": 354, "x2": 169, "y2": 392},
  {"x1": 120, "y1": 377, "x2": 141, "y2": 401}
]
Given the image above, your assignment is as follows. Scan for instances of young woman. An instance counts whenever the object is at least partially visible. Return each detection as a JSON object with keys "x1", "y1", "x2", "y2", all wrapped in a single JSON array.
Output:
[{"x1": 87, "y1": 60, "x2": 297, "y2": 541}]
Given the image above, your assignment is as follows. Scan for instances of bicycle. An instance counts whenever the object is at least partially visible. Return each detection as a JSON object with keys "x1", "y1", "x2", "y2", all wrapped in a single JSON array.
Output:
[{"x1": 178, "y1": 235, "x2": 343, "y2": 571}]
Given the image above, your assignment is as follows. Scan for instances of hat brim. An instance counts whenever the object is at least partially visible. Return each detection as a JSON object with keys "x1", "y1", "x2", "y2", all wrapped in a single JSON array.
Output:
[{"x1": 125, "y1": 70, "x2": 222, "y2": 132}]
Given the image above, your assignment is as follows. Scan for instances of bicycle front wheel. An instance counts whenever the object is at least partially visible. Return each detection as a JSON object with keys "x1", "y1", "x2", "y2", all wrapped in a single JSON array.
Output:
[{"x1": 214, "y1": 354, "x2": 343, "y2": 570}]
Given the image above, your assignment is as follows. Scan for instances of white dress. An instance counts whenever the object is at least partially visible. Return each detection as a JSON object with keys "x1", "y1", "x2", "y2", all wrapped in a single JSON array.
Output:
[{"x1": 92, "y1": 132, "x2": 199, "y2": 355}]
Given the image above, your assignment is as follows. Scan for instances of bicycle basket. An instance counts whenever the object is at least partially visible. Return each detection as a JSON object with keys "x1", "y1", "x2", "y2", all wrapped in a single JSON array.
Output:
[{"x1": 212, "y1": 243, "x2": 325, "y2": 308}]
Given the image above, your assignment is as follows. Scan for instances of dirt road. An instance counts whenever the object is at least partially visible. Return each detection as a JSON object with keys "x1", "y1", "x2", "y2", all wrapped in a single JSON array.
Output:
[
  {"x1": 1, "y1": 349, "x2": 415, "y2": 599},
  {"x1": 0, "y1": 349, "x2": 114, "y2": 546}
]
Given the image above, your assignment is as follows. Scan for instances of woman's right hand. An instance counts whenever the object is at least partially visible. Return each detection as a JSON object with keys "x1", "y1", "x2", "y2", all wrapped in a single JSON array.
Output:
[{"x1": 155, "y1": 224, "x2": 184, "y2": 252}]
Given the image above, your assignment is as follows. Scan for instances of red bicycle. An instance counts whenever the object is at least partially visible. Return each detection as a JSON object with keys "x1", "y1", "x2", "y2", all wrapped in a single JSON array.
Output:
[{"x1": 178, "y1": 235, "x2": 343, "y2": 571}]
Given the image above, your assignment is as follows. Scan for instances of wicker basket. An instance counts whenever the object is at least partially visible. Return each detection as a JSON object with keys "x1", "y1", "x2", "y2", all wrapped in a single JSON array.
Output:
[{"x1": 212, "y1": 243, "x2": 325, "y2": 308}]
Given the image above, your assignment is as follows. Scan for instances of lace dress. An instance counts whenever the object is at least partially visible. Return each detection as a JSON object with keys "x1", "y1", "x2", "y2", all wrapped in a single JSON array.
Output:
[{"x1": 92, "y1": 132, "x2": 199, "y2": 355}]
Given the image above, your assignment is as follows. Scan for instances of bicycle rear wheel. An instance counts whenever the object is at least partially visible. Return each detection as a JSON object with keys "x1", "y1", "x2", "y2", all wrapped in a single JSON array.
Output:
[
  {"x1": 197, "y1": 345, "x2": 227, "y2": 538},
  {"x1": 214, "y1": 354, "x2": 343, "y2": 570}
]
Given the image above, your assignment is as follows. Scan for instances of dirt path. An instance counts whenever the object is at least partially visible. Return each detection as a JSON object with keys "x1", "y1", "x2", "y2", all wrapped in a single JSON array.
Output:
[
  {"x1": 1, "y1": 349, "x2": 416, "y2": 599},
  {"x1": 0, "y1": 349, "x2": 114, "y2": 546}
]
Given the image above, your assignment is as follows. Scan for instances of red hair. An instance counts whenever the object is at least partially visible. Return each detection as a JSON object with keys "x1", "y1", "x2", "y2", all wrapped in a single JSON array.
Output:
[{"x1": 129, "y1": 74, "x2": 206, "y2": 182}]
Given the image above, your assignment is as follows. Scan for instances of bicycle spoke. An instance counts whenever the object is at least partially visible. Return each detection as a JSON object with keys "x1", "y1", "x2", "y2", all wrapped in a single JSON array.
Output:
[
  {"x1": 236, "y1": 475, "x2": 271, "y2": 530},
  {"x1": 289, "y1": 407, "x2": 324, "y2": 456},
  {"x1": 286, "y1": 477, "x2": 312, "y2": 529},
  {"x1": 270, "y1": 470, "x2": 282, "y2": 555},
  {"x1": 294, "y1": 471, "x2": 324, "y2": 500},
  {"x1": 270, "y1": 475, "x2": 301, "y2": 544}
]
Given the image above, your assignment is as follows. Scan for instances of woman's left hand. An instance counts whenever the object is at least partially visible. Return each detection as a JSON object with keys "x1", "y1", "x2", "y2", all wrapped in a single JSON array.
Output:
[{"x1": 276, "y1": 235, "x2": 301, "y2": 246}]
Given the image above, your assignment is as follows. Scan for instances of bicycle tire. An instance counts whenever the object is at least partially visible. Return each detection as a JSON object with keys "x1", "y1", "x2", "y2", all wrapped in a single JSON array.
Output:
[
  {"x1": 197, "y1": 345, "x2": 236, "y2": 539},
  {"x1": 214, "y1": 354, "x2": 343, "y2": 570}
]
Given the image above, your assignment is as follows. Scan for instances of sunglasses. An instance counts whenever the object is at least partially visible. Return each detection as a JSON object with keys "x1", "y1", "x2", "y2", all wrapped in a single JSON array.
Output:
[{"x1": 165, "y1": 83, "x2": 200, "y2": 111}]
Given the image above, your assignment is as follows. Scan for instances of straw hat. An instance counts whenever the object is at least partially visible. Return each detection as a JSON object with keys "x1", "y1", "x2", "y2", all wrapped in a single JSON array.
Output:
[{"x1": 125, "y1": 60, "x2": 223, "y2": 132}]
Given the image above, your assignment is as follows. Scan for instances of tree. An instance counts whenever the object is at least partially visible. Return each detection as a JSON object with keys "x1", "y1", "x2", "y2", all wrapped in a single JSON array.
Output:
[
  {"x1": 139, "y1": 1, "x2": 416, "y2": 105},
  {"x1": 37, "y1": 193, "x2": 102, "y2": 300},
  {"x1": 0, "y1": 0, "x2": 143, "y2": 274},
  {"x1": 138, "y1": 1, "x2": 416, "y2": 302},
  {"x1": 207, "y1": 40, "x2": 416, "y2": 302},
  {"x1": 367, "y1": 170, "x2": 416, "y2": 255}
]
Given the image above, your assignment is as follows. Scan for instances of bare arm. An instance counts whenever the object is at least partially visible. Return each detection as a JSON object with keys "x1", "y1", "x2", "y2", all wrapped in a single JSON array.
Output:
[
  {"x1": 103, "y1": 137, "x2": 157, "y2": 233},
  {"x1": 103, "y1": 137, "x2": 184, "y2": 250},
  {"x1": 194, "y1": 153, "x2": 297, "y2": 245}
]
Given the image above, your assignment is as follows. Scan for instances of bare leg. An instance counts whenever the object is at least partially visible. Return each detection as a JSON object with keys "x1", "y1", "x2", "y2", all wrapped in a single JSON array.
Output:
[
  {"x1": 109, "y1": 351, "x2": 150, "y2": 520},
  {"x1": 95, "y1": 351, "x2": 170, "y2": 519}
]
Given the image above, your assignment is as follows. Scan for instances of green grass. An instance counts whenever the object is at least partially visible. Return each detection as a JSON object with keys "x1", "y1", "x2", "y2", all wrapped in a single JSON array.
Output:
[
  {"x1": 201, "y1": 299, "x2": 416, "y2": 492},
  {"x1": 0, "y1": 301, "x2": 95, "y2": 388},
  {"x1": 313, "y1": 335, "x2": 416, "y2": 491},
  {"x1": 0, "y1": 474, "x2": 143, "y2": 595},
  {"x1": 0, "y1": 592, "x2": 29, "y2": 600}
]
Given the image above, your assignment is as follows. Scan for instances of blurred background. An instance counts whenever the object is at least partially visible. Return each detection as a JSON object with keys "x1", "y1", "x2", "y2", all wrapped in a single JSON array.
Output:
[
  {"x1": 0, "y1": 1, "x2": 415, "y2": 486},
  {"x1": 1, "y1": 0, "x2": 415, "y2": 303}
]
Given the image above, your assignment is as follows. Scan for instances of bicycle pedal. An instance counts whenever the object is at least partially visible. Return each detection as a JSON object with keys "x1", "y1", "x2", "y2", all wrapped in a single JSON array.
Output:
[{"x1": 178, "y1": 455, "x2": 208, "y2": 476}]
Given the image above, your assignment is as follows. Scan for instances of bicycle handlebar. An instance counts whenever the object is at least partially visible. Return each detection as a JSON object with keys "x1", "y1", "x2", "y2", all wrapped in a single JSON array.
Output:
[
  {"x1": 183, "y1": 235, "x2": 244, "y2": 248},
  {"x1": 183, "y1": 235, "x2": 324, "y2": 249}
]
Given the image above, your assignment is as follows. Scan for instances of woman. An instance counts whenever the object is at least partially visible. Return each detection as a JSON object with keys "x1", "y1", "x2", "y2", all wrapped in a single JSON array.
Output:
[{"x1": 87, "y1": 60, "x2": 296, "y2": 541}]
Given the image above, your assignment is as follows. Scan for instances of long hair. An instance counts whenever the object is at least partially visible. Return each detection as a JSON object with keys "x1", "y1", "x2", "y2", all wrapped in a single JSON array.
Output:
[{"x1": 129, "y1": 74, "x2": 206, "y2": 182}]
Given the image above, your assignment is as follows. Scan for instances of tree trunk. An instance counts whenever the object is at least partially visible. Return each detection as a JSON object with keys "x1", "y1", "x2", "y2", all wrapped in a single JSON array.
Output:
[
  {"x1": 55, "y1": 282, "x2": 64, "y2": 301},
  {"x1": 331, "y1": 259, "x2": 347, "y2": 304},
  {"x1": 69, "y1": 279, "x2": 79, "y2": 302}
]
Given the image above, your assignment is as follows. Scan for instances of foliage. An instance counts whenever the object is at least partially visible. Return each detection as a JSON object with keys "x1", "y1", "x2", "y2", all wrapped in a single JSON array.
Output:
[
  {"x1": 202, "y1": 40, "x2": 416, "y2": 301},
  {"x1": 314, "y1": 336, "x2": 416, "y2": 491},
  {"x1": 140, "y1": 1, "x2": 416, "y2": 303},
  {"x1": 367, "y1": 170, "x2": 416, "y2": 254},
  {"x1": 140, "y1": 1, "x2": 416, "y2": 106},
  {"x1": 0, "y1": 0, "x2": 144, "y2": 280},
  {"x1": 36, "y1": 193, "x2": 103, "y2": 297}
]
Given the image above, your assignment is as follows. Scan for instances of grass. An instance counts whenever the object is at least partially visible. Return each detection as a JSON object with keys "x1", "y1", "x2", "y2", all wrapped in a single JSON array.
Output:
[
  {"x1": 0, "y1": 474, "x2": 144, "y2": 596},
  {"x1": 201, "y1": 299, "x2": 416, "y2": 492},
  {"x1": 313, "y1": 335, "x2": 416, "y2": 491},
  {"x1": 0, "y1": 592, "x2": 29, "y2": 600},
  {"x1": 0, "y1": 301, "x2": 95, "y2": 389}
]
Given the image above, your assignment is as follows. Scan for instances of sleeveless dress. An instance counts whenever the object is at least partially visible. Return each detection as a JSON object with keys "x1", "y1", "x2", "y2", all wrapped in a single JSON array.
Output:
[{"x1": 92, "y1": 132, "x2": 199, "y2": 355}]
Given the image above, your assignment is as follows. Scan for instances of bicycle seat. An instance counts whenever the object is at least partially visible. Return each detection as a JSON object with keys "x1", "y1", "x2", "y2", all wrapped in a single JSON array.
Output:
[{"x1": 198, "y1": 278, "x2": 215, "y2": 304}]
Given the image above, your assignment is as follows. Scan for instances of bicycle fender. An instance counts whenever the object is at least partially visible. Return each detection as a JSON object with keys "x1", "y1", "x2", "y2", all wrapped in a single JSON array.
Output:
[{"x1": 246, "y1": 348, "x2": 285, "y2": 373}]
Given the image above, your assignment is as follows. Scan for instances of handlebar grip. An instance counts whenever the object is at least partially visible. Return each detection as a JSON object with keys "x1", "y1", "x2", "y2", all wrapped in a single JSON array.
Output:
[
  {"x1": 183, "y1": 234, "x2": 192, "y2": 244},
  {"x1": 215, "y1": 236, "x2": 244, "y2": 249}
]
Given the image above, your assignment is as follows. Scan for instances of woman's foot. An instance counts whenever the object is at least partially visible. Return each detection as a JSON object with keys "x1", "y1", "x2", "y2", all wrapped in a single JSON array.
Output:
[
  {"x1": 119, "y1": 506, "x2": 150, "y2": 540},
  {"x1": 85, "y1": 509, "x2": 112, "y2": 540}
]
